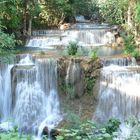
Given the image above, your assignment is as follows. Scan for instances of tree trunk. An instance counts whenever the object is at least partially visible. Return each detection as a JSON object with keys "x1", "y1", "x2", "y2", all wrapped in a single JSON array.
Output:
[
  {"x1": 58, "y1": 13, "x2": 65, "y2": 26},
  {"x1": 28, "y1": 17, "x2": 32, "y2": 36},
  {"x1": 127, "y1": 5, "x2": 133, "y2": 30},
  {"x1": 23, "y1": 0, "x2": 27, "y2": 36}
]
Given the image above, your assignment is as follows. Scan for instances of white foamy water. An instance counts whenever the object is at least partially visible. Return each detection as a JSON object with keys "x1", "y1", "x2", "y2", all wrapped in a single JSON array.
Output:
[
  {"x1": 0, "y1": 121, "x2": 14, "y2": 131},
  {"x1": 0, "y1": 55, "x2": 62, "y2": 140},
  {"x1": 93, "y1": 57, "x2": 140, "y2": 139},
  {"x1": 26, "y1": 23, "x2": 115, "y2": 48},
  {"x1": 94, "y1": 57, "x2": 140, "y2": 122},
  {"x1": 0, "y1": 63, "x2": 13, "y2": 120},
  {"x1": 18, "y1": 54, "x2": 34, "y2": 66},
  {"x1": 113, "y1": 123, "x2": 132, "y2": 140}
]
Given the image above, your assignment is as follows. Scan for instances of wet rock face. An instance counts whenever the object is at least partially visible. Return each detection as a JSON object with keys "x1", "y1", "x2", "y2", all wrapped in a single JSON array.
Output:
[
  {"x1": 57, "y1": 56, "x2": 102, "y2": 120},
  {"x1": 43, "y1": 126, "x2": 59, "y2": 138},
  {"x1": 57, "y1": 56, "x2": 102, "y2": 98},
  {"x1": 11, "y1": 66, "x2": 17, "y2": 110},
  {"x1": 65, "y1": 58, "x2": 84, "y2": 98},
  {"x1": 59, "y1": 23, "x2": 71, "y2": 30},
  {"x1": 42, "y1": 120, "x2": 68, "y2": 139}
]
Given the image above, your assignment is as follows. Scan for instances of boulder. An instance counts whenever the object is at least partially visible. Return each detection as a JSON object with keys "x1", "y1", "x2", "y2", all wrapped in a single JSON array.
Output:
[
  {"x1": 116, "y1": 37, "x2": 124, "y2": 46},
  {"x1": 42, "y1": 120, "x2": 67, "y2": 138},
  {"x1": 59, "y1": 23, "x2": 71, "y2": 30}
]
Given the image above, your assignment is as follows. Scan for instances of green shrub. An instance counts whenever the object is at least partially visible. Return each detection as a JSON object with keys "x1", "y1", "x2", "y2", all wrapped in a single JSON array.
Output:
[
  {"x1": 0, "y1": 30, "x2": 15, "y2": 55},
  {"x1": 135, "y1": 3, "x2": 140, "y2": 23},
  {"x1": 0, "y1": 26, "x2": 16, "y2": 63},
  {"x1": 131, "y1": 49, "x2": 140, "y2": 57},
  {"x1": 123, "y1": 34, "x2": 135, "y2": 54},
  {"x1": 55, "y1": 119, "x2": 120, "y2": 140},
  {"x1": 84, "y1": 77, "x2": 96, "y2": 95},
  {"x1": 0, "y1": 129, "x2": 31, "y2": 140},
  {"x1": 65, "y1": 84, "x2": 75, "y2": 99},
  {"x1": 66, "y1": 42, "x2": 79, "y2": 56},
  {"x1": 89, "y1": 49, "x2": 98, "y2": 60},
  {"x1": 98, "y1": 0, "x2": 127, "y2": 24},
  {"x1": 105, "y1": 118, "x2": 121, "y2": 134}
]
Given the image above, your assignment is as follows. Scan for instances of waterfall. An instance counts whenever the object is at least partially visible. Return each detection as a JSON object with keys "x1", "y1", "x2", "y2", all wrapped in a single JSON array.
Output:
[
  {"x1": 0, "y1": 63, "x2": 13, "y2": 120},
  {"x1": 26, "y1": 37, "x2": 64, "y2": 48},
  {"x1": 14, "y1": 56, "x2": 62, "y2": 135},
  {"x1": 26, "y1": 24, "x2": 115, "y2": 48},
  {"x1": 93, "y1": 57, "x2": 140, "y2": 123},
  {"x1": 101, "y1": 57, "x2": 137, "y2": 66},
  {"x1": 0, "y1": 63, "x2": 13, "y2": 130},
  {"x1": 2, "y1": 65, "x2": 13, "y2": 121},
  {"x1": 63, "y1": 30, "x2": 114, "y2": 46},
  {"x1": 18, "y1": 54, "x2": 34, "y2": 65},
  {"x1": 71, "y1": 23, "x2": 110, "y2": 29},
  {"x1": 0, "y1": 54, "x2": 62, "y2": 139},
  {"x1": 36, "y1": 59, "x2": 58, "y2": 93}
]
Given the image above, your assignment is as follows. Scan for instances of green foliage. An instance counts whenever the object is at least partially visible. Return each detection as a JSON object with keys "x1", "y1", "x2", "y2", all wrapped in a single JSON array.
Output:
[
  {"x1": 135, "y1": 3, "x2": 140, "y2": 23},
  {"x1": 66, "y1": 42, "x2": 79, "y2": 56},
  {"x1": 0, "y1": 0, "x2": 21, "y2": 30},
  {"x1": 0, "y1": 129, "x2": 31, "y2": 140},
  {"x1": 55, "y1": 118, "x2": 140, "y2": 140},
  {"x1": 89, "y1": 49, "x2": 98, "y2": 60},
  {"x1": 84, "y1": 77, "x2": 96, "y2": 95},
  {"x1": 0, "y1": 30, "x2": 15, "y2": 54},
  {"x1": 0, "y1": 26, "x2": 16, "y2": 63},
  {"x1": 59, "y1": 77, "x2": 75, "y2": 99},
  {"x1": 73, "y1": 0, "x2": 99, "y2": 18},
  {"x1": 65, "y1": 84, "x2": 75, "y2": 99},
  {"x1": 105, "y1": 118, "x2": 121, "y2": 134},
  {"x1": 131, "y1": 49, "x2": 140, "y2": 58},
  {"x1": 55, "y1": 119, "x2": 120, "y2": 140},
  {"x1": 0, "y1": 0, "x2": 139, "y2": 40},
  {"x1": 38, "y1": 0, "x2": 74, "y2": 26},
  {"x1": 98, "y1": 0, "x2": 128, "y2": 24},
  {"x1": 0, "y1": 0, "x2": 40, "y2": 36},
  {"x1": 65, "y1": 109, "x2": 81, "y2": 129},
  {"x1": 56, "y1": 135, "x2": 64, "y2": 140},
  {"x1": 39, "y1": 0, "x2": 96, "y2": 26},
  {"x1": 123, "y1": 34, "x2": 135, "y2": 54}
]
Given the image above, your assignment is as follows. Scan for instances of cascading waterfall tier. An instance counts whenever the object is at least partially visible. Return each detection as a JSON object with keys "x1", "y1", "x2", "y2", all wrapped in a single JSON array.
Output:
[
  {"x1": 101, "y1": 57, "x2": 137, "y2": 66},
  {"x1": 0, "y1": 62, "x2": 14, "y2": 131},
  {"x1": 93, "y1": 57, "x2": 140, "y2": 123},
  {"x1": 0, "y1": 63, "x2": 13, "y2": 122},
  {"x1": 26, "y1": 24, "x2": 116, "y2": 48},
  {"x1": 0, "y1": 54, "x2": 62, "y2": 138}
]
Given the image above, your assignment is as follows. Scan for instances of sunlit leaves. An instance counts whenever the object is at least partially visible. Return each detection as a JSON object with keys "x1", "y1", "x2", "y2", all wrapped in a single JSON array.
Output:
[{"x1": 135, "y1": 2, "x2": 140, "y2": 23}]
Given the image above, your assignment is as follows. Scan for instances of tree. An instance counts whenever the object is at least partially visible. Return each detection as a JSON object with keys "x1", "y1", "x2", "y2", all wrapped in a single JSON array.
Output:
[
  {"x1": 0, "y1": 0, "x2": 40, "y2": 38},
  {"x1": 0, "y1": 24, "x2": 16, "y2": 57}
]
